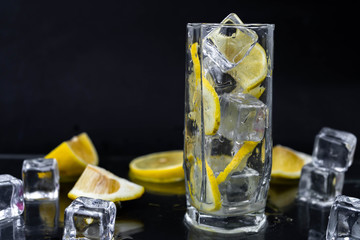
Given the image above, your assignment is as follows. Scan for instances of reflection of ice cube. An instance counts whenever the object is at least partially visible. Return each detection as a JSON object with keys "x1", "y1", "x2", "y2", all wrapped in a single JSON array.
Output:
[
  {"x1": 203, "y1": 17, "x2": 258, "y2": 72},
  {"x1": 224, "y1": 167, "x2": 260, "y2": 203},
  {"x1": 298, "y1": 163, "x2": 344, "y2": 206},
  {"x1": 312, "y1": 127, "x2": 357, "y2": 172},
  {"x1": 0, "y1": 174, "x2": 24, "y2": 221},
  {"x1": 218, "y1": 93, "x2": 267, "y2": 143},
  {"x1": 326, "y1": 195, "x2": 360, "y2": 240},
  {"x1": 0, "y1": 217, "x2": 25, "y2": 240},
  {"x1": 22, "y1": 158, "x2": 59, "y2": 200},
  {"x1": 63, "y1": 197, "x2": 116, "y2": 240}
]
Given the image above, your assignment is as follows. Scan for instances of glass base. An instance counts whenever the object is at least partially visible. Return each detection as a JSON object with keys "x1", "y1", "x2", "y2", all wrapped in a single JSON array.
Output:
[{"x1": 184, "y1": 206, "x2": 266, "y2": 234}]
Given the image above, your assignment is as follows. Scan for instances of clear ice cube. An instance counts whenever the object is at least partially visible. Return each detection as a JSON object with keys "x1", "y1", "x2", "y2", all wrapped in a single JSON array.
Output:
[
  {"x1": 312, "y1": 127, "x2": 357, "y2": 172},
  {"x1": 22, "y1": 158, "x2": 59, "y2": 200},
  {"x1": 326, "y1": 195, "x2": 360, "y2": 240},
  {"x1": 0, "y1": 174, "x2": 24, "y2": 221},
  {"x1": 0, "y1": 216, "x2": 25, "y2": 240},
  {"x1": 298, "y1": 163, "x2": 344, "y2": 206},
  {"x1": 223, "y1": 167, "x2": 260, "y2": 204},
  {"x1": 217, "y1": 93, "x2": 267, "y2": 143},
  {"x1": 202, "y1": 14, "x2": 258, "y2": 72},
  {"x1": 63, "y1": 197, "x2": 116, "y2": 240}
]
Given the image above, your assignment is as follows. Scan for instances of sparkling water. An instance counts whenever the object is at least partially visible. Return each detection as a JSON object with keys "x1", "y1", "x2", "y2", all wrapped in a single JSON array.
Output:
[
  {"x1": 298, "y1": 163, "x2": 344, "y2": 206},
  {"x1": 63, "y1": 197, "x2": 116, "y2": 240},
  {"x1": 0, "y1": 174, "x2": 24, "y2": 221},
  {"x1": 313, "y1": 127, "x2": 357, "y2": 172},
  {"x1": 326, "y1": 195, "x2": 360, "y2": 240},
  {"x1": 22, "y1": 158, "x2": 59, "y2": 200}
]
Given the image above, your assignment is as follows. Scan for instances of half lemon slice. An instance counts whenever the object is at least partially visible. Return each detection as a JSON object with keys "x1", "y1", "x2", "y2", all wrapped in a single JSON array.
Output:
[
  {"x1": 129, "y1": 150, "x2": 184, "y2": 183},
  {"x1": 228, "y1": 43, "x2": 268, "y2": 91},
  {"x1": 271, "y1": 145, "x2": 312, "y2": 180},
  {"x1": 45, "y1": 133, "x2": 98, "y2": 182},
  {"x1": 216, "y1": 141, "x2": 258, "y2": 184},
  {"x1": 68, "y1": 165, "x2": 144, "y2": 202},
  {"x1": 189, "y1": 157, "x2": 221, "y2": 212}
]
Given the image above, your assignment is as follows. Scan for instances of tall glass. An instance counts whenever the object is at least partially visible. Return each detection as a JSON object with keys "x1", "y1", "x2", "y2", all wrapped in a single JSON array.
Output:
[{"x1": 184, "y1": 21, "x2": 274, "y2": 233}]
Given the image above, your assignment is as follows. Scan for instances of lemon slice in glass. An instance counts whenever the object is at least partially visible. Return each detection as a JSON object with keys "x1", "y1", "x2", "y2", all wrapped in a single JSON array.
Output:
[
  {"x1": 216, "y1": 141, "x2": 258, "y2": 184},
  {"x1": 228, "y1": 43, "x2": 268, "y2": 91},
  {"x1": 271, "y1": 145, "x2": 312, "y2": 179},
  {"x1": 189, "y1": 157, "x2": 221, "y2": 212},
  {"x1": 68, "y1": 165, "x2": 144, "y2": 202},
  {"x1": 129, "y1": 150, "x2": 184, "y2": 183},
  {"x1": 45, "y1": 133, "x2": 99, "y2": 182}
]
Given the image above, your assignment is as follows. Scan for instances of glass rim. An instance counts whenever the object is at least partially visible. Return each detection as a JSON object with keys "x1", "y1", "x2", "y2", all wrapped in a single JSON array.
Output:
[{"x1": 187, "y1": 23, "x2": 275, "y2": 29}]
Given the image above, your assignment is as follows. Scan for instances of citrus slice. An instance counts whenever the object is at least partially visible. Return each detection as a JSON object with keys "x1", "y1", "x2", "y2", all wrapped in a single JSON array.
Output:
[
  {"x1": 188, "y1": 157, "x2": 221, "y2": 212},
  {"x1": 189, "y1": 43, "x2": 221, "y2": 135},
  {"x1": 129, "y1": 150, "x2": 184, "y2": 183},
  {"x1": 228, "y1": 43, "x2": 268, "y2": 91},
  {"x1": 68, "y1": 164, "x2": 144, "y2": 202},
  {"x1": 271, "y1": 145, "x2": 312, "y2": 179},
  {"x1": 216, "y1": 141, "x2": 258, "y2": 184},
  {"x1": 45, "y1": 133, "x2": 98, "y2": 182}
]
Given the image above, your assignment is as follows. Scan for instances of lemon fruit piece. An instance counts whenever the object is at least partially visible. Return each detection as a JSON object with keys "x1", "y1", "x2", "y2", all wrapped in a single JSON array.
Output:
[
  {"x1": 129, "y1": 150, "x2": 184, "y2": 183},
  {"x1": 271, "y1": 145, "x2": 312, "y2": 179},
  {"x1": 202, "y1": 78, "x2": 221, "y2": 135},
  {"x1": 45, "y1": 133, "x2": 98, "y2": 182},
  {"x1": 189, "y1": 158, "x2": 221, "y2": 212},
  {"x1": 68, "y1": 164, "x2": 144, "y2": 202},
  {"x1": 217, "y1": 141, "x2": 258, "y2": 184},
  {"x1": 228, "y1": 43, "x2": 268, "y2": 91}
]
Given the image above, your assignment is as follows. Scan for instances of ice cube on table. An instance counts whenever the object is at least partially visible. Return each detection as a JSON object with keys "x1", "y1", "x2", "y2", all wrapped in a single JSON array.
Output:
[
  {"x1": 217, "y1": 93, "x2": 267, "y2": 143},
  {"x1": 63, "y1": 197, "x2": 116, "y2": 240},
  {"x1": 0, "y1": 174, "x2": 24, "y2": 221},
  {"x1": 0, "y1": 216, "x2": 25, "y2": 240},
  {"x1": 202, "y1": 15, "x2": 258, "y2": 72},
  {"x1": 22, "y1": 158, "x2": 59, "y2": 200},
  {"x1": 298, "y1": 163, "x2": 344, "y2": 206},
  {"x1": 326, "y1": 195, "x2": 360, "y2": 240},
  {"x1": 312, "y1": 127, "x2": 357, "y2": 172}
]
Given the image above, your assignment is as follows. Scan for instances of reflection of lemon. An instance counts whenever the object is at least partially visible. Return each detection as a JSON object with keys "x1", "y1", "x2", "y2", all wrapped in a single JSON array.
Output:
[
  {"x1": 190, "y1": 43, "x2": 221, "y2": 136},
  {"x1": 268, "y1": 183, "x2": 298, "y2": 210},
  {"x1": 189, "y1": 158, "x2": 221, "y2": 212},
  {"x1": 129, "y1": 172, "x2": 185, "y2": 195},
  {"x1": 216, "y1": 141, "x2": 258, "y2": 184},
  {"x1": 271, "y1": 145, "x2": 311, "y2": 180},
  {"x1": 45, "y1": 133, "x2": 98, "y2": 182},
  {"x1": 68, "y1": 165, "x2": 144, "y2": 202},
  {"x1": 129, "y1": 150, "x2": 184, "y2": 183},
  {"x1": 228, "y1": 43, "x2": 268, "y2": 91}
]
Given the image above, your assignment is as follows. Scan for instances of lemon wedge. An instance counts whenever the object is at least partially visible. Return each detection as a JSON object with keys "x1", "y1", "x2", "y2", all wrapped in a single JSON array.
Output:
[
  {"x1": 216, "y1": 141, "x2": 258, "y2": 184},
  {"x1": 271, "y1": 145, "x2": 312, "y2": 180},
  {"x1": 228, "y1": 43, "x2": 268, "y2": 91},
  {"x1": 45, "y1": 133, "x2": 98, "y2": 182},
  {"x1": 188, "y1": 157, "x2": 221, "y2": 212},
  {"x1": 129, "y1": 150, "x2": 184, "y2": 183},
  {"x1": 68, "y1": 164, "x2": 144, "y2": 202}
]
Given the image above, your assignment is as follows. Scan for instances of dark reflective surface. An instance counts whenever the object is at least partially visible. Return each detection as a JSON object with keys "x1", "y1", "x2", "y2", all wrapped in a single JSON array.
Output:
[{"x1": 1, "y1": 154, "x2": 360, "y2": 239}]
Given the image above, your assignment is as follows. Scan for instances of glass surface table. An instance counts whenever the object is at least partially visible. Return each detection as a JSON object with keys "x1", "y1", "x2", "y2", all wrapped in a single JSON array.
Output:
[{"x1": 1, "y1": 154, "x2": 360, "y2": 240}]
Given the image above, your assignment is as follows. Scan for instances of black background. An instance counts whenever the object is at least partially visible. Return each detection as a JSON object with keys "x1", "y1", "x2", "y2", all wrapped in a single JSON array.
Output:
[{"x1": 1, "y1": 0, "x2": 359, "y2": 158}]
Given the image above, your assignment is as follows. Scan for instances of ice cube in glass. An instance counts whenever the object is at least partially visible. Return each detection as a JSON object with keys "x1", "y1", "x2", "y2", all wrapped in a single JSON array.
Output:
[
  {"x1": 22, "y1": 158, "x2": 59, "y2": 200},
  {"x1": 202, "y1": 14, "x2": 258, "y2": 72},
  {"x1": 63, "y1": 197, "x2": 116, "y2": 240},
  {"x1": 298, "y1": 163, "x2": 344, "y2": 206},
  {"x1": 312, "y1": 127, "x2": 357, "y2": 172},
  {"x1": 0, "y1": 174, "x2": 24, "y2": 221},
  {"x1": 326, "y1": 195, "x2": 360, "y2": 240},
  {"x1": 0, "y1": 216, "x2": 25, "y2": 240},
  {"x1": 218, "y1": 93, "x2": 267, "y2": 143}
]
